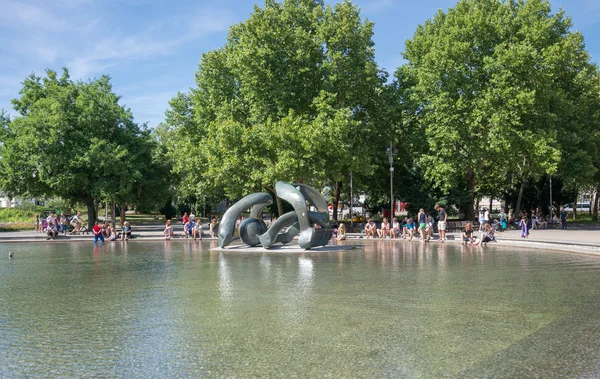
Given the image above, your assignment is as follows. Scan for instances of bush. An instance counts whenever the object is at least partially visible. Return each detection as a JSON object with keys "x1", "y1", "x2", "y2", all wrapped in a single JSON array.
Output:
[
  {"x1": 0, "y1": 207, "x2": 34, "y2": 223},
  {"x1": 160, "y1": 201, "x2": 177, "y2": 220},
  {"x1": 176, "y1": 203, "x2": 191, "y2": 217}
]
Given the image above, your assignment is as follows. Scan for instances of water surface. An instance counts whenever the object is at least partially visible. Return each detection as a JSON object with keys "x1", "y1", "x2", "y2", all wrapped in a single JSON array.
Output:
[{"x1": 1, "y1": 240, "x2": 599, "y2": 377}]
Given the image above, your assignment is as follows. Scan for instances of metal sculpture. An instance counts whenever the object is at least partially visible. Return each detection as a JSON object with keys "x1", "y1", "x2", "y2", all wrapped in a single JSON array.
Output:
[
  {"x1": 218, "y1": 192, "x2": 273, "y2": 248},
  {"x1": 218, "y1": 181, "x2": 333, "y2": 250}
]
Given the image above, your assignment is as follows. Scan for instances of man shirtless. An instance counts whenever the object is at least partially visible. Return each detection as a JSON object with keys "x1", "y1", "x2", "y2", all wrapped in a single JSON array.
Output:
[{"x1": 364, "y1": 219, "x2": 376, "y2": 238}]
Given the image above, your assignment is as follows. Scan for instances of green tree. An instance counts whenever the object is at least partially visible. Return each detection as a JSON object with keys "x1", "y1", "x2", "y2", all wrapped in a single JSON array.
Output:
[
  {"x1": 397, "y1": 0, "x2": 599, "y2": 219},
  {"x1": 0, "y1": 69, "x2": 166, "y2": 229},
  {"x1": 163, "y1": 0, "x2": 391, "y2": 218}
]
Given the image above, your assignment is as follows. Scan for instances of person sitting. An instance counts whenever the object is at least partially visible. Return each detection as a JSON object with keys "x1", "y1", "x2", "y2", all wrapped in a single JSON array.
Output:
[
  {"x1": 473, "y1": 224, "x2": 495, "y2": 246},
  {"x1": 209, "y1": 218, "x2": 218, "y2": 238},
  {"x1": 378, "y1": 218, "x2": 390, "y2": 238},
  {"x1": 164, "y1": 220, "x2": 173, "y2": 240},
  {"x1": 336, "y1": 223, "x2": 346, "y2": 241},
  {"x1": 184, "y1": 220, "x2": 194, "y2": 238},
  {"x1": 107, "y1": 224, "x2": 117, "y2": 241},
  {"x1": 192, "y1": 220, "x2": 202, "y2": 240},
  {"x1": 406, "y1": 217, "x2": 415, "y2": 241},
  {"x1": 390, "y1": 218, "x2": 400, "y2": 239},
  {"x1": 103, "y1": 223, "x2": 112, "y2": 239},
  {"x1": 121, "y1": 221, "x2": 131, "y2": 241},
  {"x1": 46, "y1": 222, "x2": 57, "y2": 240},
  {"x1": 401, "y1": 218, "x2": 408, "y2": 239},
  {"x1": 462, "y1": 222, "x2": 475, "y2": 245},
  {"x1": 364, "y1": 219, "x2": 376, "y2": 238}
]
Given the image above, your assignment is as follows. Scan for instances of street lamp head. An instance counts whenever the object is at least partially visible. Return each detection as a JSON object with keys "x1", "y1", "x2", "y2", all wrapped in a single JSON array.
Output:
[{"x1": 386, "y1": 147, "x2": 392, "y2": 154}]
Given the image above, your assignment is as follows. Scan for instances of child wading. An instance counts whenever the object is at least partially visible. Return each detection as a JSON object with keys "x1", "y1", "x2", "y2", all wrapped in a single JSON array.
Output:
[{"x1": 93, "y1": 220, "x2": 104, "y2": 244}]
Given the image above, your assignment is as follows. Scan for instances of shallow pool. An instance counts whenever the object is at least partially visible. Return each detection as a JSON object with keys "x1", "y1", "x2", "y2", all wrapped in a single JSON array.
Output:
[{"x1": 1, "y1": 240, "x2": 599, "y2": 377}]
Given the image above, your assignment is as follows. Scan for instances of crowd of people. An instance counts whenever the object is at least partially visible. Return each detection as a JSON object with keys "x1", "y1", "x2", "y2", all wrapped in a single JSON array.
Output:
[
  {"x1": 92, "y1": 220, "x2": 130, "y2": 243},
  {"x1": 163, "y1": 212, "x2": 217, "y2": 240},
  {"x1": 34, "y1": 210, "x2": 132, "y2": 242},
  {"x1": 358, "y1": 204, "x2": 449, "y2": 242},
  {"x1": 32, "y1": 204, "x2": 572, "y2": 245},
  {"x1": 354, "y1": 204, "x2": 570, "y2": 244}
]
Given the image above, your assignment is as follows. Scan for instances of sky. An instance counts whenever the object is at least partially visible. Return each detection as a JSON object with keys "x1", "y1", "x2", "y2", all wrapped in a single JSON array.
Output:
[{"x1": 1, "y1": 0, "x2": 599, "y2": 128}]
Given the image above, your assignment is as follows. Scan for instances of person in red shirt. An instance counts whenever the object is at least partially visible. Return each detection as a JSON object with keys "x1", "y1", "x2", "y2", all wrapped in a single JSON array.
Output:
[
  {"x1": 93, "y1": 220, "x2": 104, "y2": 244},
  {"x1": 182, "y1": 212, "x2": 189, "y2": 237}
]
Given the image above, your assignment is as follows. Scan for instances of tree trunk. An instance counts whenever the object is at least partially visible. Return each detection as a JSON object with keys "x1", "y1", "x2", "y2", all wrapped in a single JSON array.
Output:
[
  {"x1": 275, "y1": 195, "x2": 283, "y2": 217},
  {"x1": 332, "y1": 182, "x2": 342, "y2": 221},
  {"x1": 515, "y1": 176, "x2": 527, "y2": 217},
  {"x1": 489, "y1": 197, "x2": 493, "y2": 212},
  {"x1": 593, "y1": 188, "x2": 599, "y2": 222},
  {"x1": 86, "y1": 196, "x2": 96, "y2": 231},
  {"x1": 111, "y1": 200, "x2": 116, "y2": 230},
  {"x1": 572, "y1": 193, "x2": 577, "y2": 220},
  {"x1": 465, "y1": 166, "x2": 476, "y2": 221},
  {"x1": 263, "y1": 185, "x2": 283, "y2": 216},
  {"x1": 120, "y1": 202, "x2": 127, "y2": 225}
]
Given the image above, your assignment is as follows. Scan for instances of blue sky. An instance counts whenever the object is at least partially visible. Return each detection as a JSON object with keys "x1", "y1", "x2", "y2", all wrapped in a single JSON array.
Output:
[{"x1": 1, "y1": 0, "x2": 599, "y2": 127}]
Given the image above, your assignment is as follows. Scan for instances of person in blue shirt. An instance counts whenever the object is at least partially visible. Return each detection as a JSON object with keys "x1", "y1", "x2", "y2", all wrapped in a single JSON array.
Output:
[
  {"x1": 185, "y1": 220, "x2": 194, "y2": 238},
  {"x1": 560, "y1": 209, "x2": 568, "y2": 229}
]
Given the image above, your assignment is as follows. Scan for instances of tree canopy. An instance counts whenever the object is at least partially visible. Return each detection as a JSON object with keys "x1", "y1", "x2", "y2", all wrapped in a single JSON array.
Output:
[
  {"x1": 397, "y1": 0, "x2": 600, "y2": 219},
  {"x1": 2, "y1": 0, "x2": 598, "y2": 222},
  {"x1": 0, "y1": 68, "x2": 169, "y2": 227},
  {"x1": 161, "y1": 0, "x2": 393, "y2": 217}
]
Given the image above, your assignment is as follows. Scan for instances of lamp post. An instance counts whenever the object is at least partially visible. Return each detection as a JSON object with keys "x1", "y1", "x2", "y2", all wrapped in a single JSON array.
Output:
[
  {"x1": 549, "y1": 175, "x2": 553, "y2": 217},
  {"x1": 350, "y1": 171, "x2": 353, "y2": 231},
  {"x1": 385, "y1": 142, "x2": 399, "y2": 217}
]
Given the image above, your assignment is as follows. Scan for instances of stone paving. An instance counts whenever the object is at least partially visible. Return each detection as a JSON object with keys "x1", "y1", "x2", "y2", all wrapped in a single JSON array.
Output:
[{"x1": 2, "y1": 222, "x2": 600, "y2": 255}]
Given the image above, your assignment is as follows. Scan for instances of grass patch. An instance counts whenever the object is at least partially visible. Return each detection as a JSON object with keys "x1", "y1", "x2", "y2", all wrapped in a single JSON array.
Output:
[{"x1": 0, "y1": 222, "x2": 35, "y2": 232}]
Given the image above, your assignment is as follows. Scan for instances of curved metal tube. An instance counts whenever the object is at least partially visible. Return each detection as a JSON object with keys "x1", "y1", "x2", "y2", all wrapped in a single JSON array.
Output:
[
  {"x1": 249, "y1": 202, "x2": 270, "y2": 219},
  {"x1": 218, "y1": 192, "x2": 272, "y2": 248},
  {"x1": 259, "y1": 210, "x2": 329, "y2": 248},
  {"x1": 239, "y1": 218, "x2": 268, "y2": 246},
  {"x1": 275, "y1": 182, "x2": 311, "y2": 232},
  {"x1": 294, "y1": 183, "x2": 329, "y2": 212}
]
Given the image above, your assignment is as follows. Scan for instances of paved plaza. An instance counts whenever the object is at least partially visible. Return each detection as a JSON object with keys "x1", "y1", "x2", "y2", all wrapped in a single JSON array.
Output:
[{"x1": 2, "y1": 223, "x2": 600, "y2": 255}]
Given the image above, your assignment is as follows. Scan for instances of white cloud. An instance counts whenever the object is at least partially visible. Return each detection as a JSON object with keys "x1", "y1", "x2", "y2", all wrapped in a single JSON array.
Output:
[
  {"x1": 0, "y1": 1, "x2": 237, "y2": 124},
  {"x1": 0, "y1": 1, "x2": 68, "y2": 32},
  {"x1": 68, "y1": 7, "x2": 235, "y2": 79},
  {"x1": 69, "y1": 33, "x2": 175, "y2": 79}
]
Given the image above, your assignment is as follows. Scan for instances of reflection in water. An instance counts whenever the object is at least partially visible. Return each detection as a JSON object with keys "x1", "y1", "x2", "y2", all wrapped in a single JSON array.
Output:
[
  {"x1": 218, "y1": 252, "x2": 233, "y2": 308},
  {"x1": 260, "y1": 253, "x2": 272, "y2": 278},
  {"x1": 297, "y1": 256, "x2": 314, "y2": 293},
  {"x1": 1, "y1": 241, "x2": 600, "y2": 377}
]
